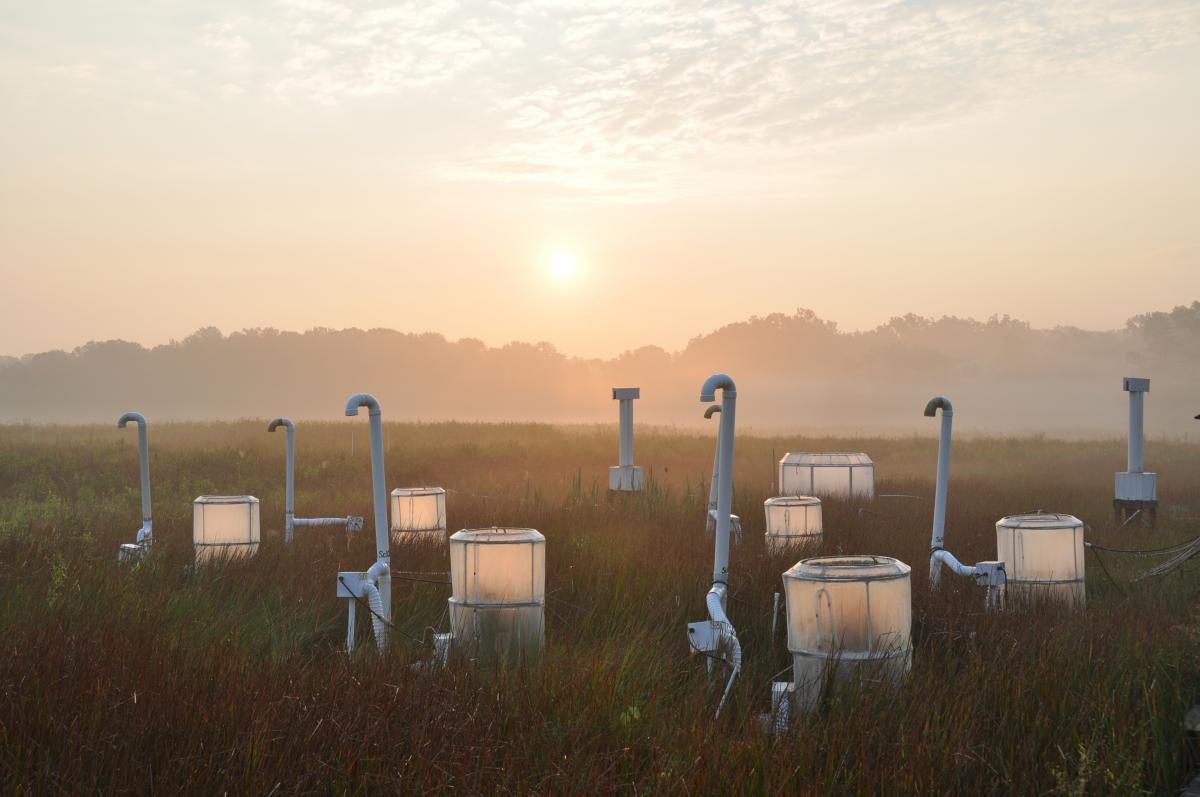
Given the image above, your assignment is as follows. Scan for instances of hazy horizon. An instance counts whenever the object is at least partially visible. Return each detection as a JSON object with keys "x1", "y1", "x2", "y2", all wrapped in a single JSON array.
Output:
[
  {"x1": 0, "y1": 300, "x2": 1185, "y2": 362},
  {"x1": 3, "y1": 303, "x2": 1198, "y2": 437}
]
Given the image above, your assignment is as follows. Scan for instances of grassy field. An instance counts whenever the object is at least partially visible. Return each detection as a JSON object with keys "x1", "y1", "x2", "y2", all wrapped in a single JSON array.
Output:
[{"x1": 1, "y1": 421, "x2": 1198, "y2": 794}]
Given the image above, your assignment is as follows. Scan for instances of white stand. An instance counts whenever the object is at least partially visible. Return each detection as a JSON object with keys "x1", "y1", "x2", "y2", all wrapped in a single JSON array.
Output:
[{"x1": 610, "y1": 388, "x2": 644, "y2": 491}]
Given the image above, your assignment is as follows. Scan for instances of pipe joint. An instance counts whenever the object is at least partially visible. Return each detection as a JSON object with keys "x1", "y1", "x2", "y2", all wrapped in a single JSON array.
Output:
[
  {"x1": 268, "y1": 417, "x2": 294, "y2": 433},
  {"x1": 345, "y1": 393, "x2": 382, "y2": 417},
  {"x1": 699, "y1": 373, "x2": 736, "y2": 402},
  {"x1": 117, "y1": 412, "x2": 146, "y2": 429},
  {"x1": 923, "y1": 396, "x2": 953, "y2": 417}
]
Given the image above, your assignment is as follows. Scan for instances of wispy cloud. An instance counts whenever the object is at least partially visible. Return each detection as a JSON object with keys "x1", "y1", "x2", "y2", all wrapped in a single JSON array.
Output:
[{"x1": 12, "y1": 0, "x2": 1200, "y2": 197}]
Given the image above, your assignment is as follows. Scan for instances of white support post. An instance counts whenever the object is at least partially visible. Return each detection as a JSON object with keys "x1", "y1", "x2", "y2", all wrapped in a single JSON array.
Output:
[
  {"x1": 1115, "y1": 377, "x2": 1156, "y2": 520},
  {"x1": 609, "y1": 387, "x2": 644, "y2": 491}
]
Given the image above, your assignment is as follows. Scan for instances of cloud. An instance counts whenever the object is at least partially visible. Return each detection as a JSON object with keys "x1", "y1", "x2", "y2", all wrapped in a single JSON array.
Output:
[
  {"x1": 10, "y1": 0, "x2": 1200, "y2": 197},
  {"x1": 231, "y1": 0, "x2": 1198, "y2": 194}
]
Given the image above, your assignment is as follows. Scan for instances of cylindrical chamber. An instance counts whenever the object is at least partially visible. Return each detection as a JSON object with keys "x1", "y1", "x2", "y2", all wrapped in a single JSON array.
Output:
[
  {"x1": 782, "y1": 555, "x2": 912, "y2": 712},
  {"x1": 448, "y1": 528, "x2": 545, "y2": 664},
  {"x1": 764, "y1": 496, "x2": 822, "y2": 553},
  {"x1": 996, "y1": 513, "x2": 1085, "y2": 608},
  {"x1": 390, "y1": 487, "x2": 447, "y2": 544},
  {"x1": 194, "y1": 495, "x2": 261, "y2": 564}
]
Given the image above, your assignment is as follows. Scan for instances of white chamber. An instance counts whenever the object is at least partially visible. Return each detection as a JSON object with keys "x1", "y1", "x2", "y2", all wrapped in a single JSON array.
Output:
[
  {"x1": 996, "y1": 512, "x2": 1085, "y2": 608},
  {"x1": 448, "y1": 528, "x2": 545, "y2": 664},
  {"x1": 782, "y1": 555, "x2": 912, "y2": 712},
  {"x1": 194, "y1": 495, "x2": 260, "y2": 564},
  {"x1": 390, "y1": 487, "x2": 447, "y2": 544},
  {"x1": 779, "y1": 452, "x2": 875, "y2": 499},
  {"x1": 764, "y1": 496, "x2": 822, "y2": 554}
]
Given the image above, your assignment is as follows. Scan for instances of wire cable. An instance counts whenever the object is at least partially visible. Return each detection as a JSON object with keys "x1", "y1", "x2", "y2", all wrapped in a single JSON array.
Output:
[{"x1": 338, "y1": 575, "x2": 424, "y2": 645}]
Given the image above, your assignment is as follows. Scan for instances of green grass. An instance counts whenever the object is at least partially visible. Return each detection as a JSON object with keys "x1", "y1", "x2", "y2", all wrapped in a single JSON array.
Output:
[{"x1": 1, "y1": 422, "x2": 1198, "y2": 794}]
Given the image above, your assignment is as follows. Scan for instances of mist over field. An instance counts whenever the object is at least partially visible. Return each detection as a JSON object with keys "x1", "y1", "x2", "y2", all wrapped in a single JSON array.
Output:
[{"x1": 2, "y1": 302, "x2": 1197, "y2": 435}]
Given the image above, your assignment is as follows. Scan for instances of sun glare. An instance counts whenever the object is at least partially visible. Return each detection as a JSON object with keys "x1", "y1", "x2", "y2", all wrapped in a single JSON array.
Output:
[{"x1": 548, "y1": 252, "x2": 578, "y2": 282}]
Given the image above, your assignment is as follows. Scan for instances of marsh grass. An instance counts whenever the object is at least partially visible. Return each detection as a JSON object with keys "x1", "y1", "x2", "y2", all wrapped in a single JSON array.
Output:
[{"x1": 1, "y1": 422, "x2": 1198, "y2": 793}]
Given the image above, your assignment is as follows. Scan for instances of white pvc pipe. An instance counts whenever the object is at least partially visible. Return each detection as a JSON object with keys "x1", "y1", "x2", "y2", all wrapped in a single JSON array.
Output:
[
  {"x1": 345, "y1": 393, "x2": 392, "y2": 637},
  {"x1": 270, "y1": 418, "x2": 358, "y2": 542},
  {"x1": 705, "y1": 582, "x2": 742, "y2": 718},
  {"x1": 618, "y1": 399, "x2": 634, "y2": 467},
  {"x1": 701, "y1": 374, "x2": 736, "y2": 585},
  {"x1": 1128, "y1": 390, "x2": 1144, "y2": 473},
  {"x1": 924, "y1": 397, "x2": 954, "y2": 587},
  {"x1": 699, "y1": 374, "x2": 740, "y2": 718},
  {"x1": 117, "y1": 412, "x2": 152, "y2": 546},
  {"x1": 268, "y1": 418, "x2": 296, "y2": 543},
  {"x1": 925, "y1": 397, "x2": 952, "y2": 551},
  {"x1": 705, "y1": 405, "x2": 721, "y2": 515},
  {"x1": 931, "y1": 548, "x2": 977, "y2": 580}
]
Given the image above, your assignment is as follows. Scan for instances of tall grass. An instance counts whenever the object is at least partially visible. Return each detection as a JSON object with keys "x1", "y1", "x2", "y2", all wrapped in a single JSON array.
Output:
[{"x1": 1, "y1": 422, "x2": 1198, "y2": 793}]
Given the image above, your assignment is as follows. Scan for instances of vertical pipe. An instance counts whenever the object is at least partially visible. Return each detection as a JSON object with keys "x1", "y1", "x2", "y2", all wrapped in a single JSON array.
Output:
[
  {"x1": 1128, "y1": 390, "x2": 1144, "y2": 473},
  {"x1": 368, "y1": 409, "x2": 391, "y2": 622},
  {"x1": 618, "y1": 399, "x2": 633, "y2": 467},
  {"x1": 701, "y1": 375, "x2": 737, "y2": 585},
  {"x1": 708, "y1": 421, "x2": 721, "y2": 512},
  {"x1": 284, "y1": 425, "x2": 295, "y2": 543},
  {"x1": 931, "y1": 406, "x2": 952, "y2": 549},
  {"x1": 346, "y1": 394, "x2": 392, "y2": 624},
  {"x1": 136, "y1": 422, "x2": 151, "y2": 529},
  {"x1": 117, "y1": 413, "x2": 152, "y2": 538},
  {"x1": 269, "y1": 419, "x2": 296, "y2": 544},
  {"x1": 704, "y1": 405, "x2": 721, "y2": 513},
  {"x1": 924, "y1": 397, "x2": 953, "y2": 588}
]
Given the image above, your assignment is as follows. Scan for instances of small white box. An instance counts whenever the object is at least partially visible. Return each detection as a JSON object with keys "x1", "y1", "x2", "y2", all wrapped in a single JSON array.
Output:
[
  {"x1": 1115, "y1": 471, "x2": 1157, "y2": 501},
  {"x1": 608, "y1": 465, "x2": 644, "y2": 491}
]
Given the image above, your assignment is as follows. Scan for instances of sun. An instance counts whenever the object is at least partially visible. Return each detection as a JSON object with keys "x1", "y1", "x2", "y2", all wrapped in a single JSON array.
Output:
[{"x1": 547, "y1": 251, "x2": 578, "y2": 282}]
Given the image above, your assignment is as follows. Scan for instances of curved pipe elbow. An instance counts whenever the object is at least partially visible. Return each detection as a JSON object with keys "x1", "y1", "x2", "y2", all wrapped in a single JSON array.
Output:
[
  {"x1": 703, "y1": 405, "x2": 721, "y2": 419},
  {"x1": 924, "y1": 396, "x2": 953, "y2": 417},
  {"x1": 345, "y1": 393, "x2": 381, "y2": 417},
  {"x1": 268, "y1": 417, "x2": 294, "y2": 433},
  {"x1": 930, "y1": 548, "x2": 975, "y2": 578},
  {"x1": 705, "y1": 586, "x2": 742, "y2": 667},
  {"x1": 117, "y1": 412, "x2": 146, "y2": 429},
  {"x1": 700, "y1": 373, "x2": 736, "y2": 402}
]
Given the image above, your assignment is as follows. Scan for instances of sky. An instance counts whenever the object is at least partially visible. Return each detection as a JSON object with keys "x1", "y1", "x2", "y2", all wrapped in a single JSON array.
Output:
[{"x1": 2, "y1": 0, "x2": 1199, "y2": 359}]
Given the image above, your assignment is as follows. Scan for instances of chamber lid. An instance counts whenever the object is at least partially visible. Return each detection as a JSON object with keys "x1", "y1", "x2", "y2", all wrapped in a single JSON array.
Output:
[
  {"x1": 780, "y1": 452, "x2": 874, "y2": 467},
  {"x1": 784, "y1": 554, "x2": 910, "y2": 582},
  {"x1": 997, "y1": 511, "x2": 1083, "y2": 530},
  {"x1": 450, "y1": 527, "x2": 544, "y2": 544},
  {"x1": 764, "y1": 496, "x2": 821, "y2": 507},
  {"x1": 391, "y1": 486, "x2": 446, "y2": 497},
  {"x1": 194, "y1": 495, "x2": 259, "y2": 505}
]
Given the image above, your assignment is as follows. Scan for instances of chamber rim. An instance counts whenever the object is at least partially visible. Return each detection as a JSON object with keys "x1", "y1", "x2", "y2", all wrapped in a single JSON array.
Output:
[{"x1": 784, "y1": 554, "x2": 910, "y2": 582}]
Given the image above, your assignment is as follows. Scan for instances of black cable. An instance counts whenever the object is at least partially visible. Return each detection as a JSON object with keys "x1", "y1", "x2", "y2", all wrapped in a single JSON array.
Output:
[
  {"x1": 1084, "y1": 536, "x2": 1200, "y2": 556},
  {"x1": 687, "y1": 635, "x2": 730, "y2": 665},
  {"x1": 337, "y1": 576, "x2": 424, "y2": 645},
  {"x1": 1086, "y1": 546, "x2": 1125, "y2": 597}
]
